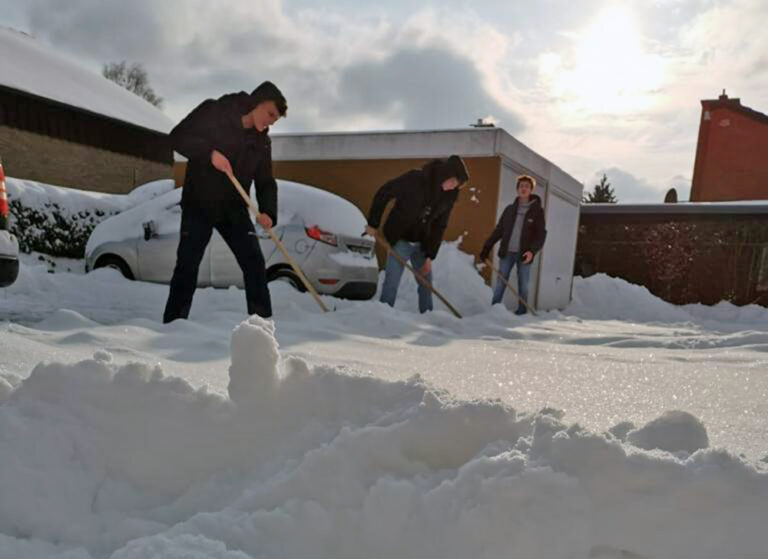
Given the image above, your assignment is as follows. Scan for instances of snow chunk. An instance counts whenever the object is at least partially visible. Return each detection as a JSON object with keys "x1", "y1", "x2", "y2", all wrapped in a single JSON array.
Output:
[{"x1": 627, "y1": 410, "x2": 709, "y2": 454}]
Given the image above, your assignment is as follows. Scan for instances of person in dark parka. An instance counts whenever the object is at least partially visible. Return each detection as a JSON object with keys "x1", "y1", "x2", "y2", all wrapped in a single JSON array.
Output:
[
  {"x1": 366, "y1": 155, "x2": 470, "y2": 313},
  {"x1": 162, "y1": 81, "x2": 287, "y2": 323},
  {"x1": 479, "y1": 174, "x2": 547, "y2": 315}
]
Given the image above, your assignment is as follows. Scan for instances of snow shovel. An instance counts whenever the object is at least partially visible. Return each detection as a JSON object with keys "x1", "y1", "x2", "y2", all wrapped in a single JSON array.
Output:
[
  {"x1": 225, "y1": 171, "x2": 330, "y2": 313},
  {"x1": 484, "y1": 258, "x2": 537, "y2": 316},
  {"x1": 371, "y1": 229, "x2": 462, "y2": 319}
]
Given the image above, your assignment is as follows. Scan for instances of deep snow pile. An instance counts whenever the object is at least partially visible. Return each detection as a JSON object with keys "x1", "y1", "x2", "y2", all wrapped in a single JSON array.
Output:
[{"x1": 1, "y1": 316, "x2": 767, "y2": 559}]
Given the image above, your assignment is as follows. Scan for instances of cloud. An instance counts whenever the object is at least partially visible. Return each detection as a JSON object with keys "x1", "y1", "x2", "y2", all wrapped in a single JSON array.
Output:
[
  {"x1": 8, "y1": 0, "x2": 527, "y2": 133},
  {"x1": 337, "y1": 47, "x2": 524, "y2": 131}
]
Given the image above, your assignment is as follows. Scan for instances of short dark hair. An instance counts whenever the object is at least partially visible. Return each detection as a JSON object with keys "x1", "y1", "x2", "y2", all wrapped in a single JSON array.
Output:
[{"x1": 251, "y1": 81, "x2": 287, "y2": 116}]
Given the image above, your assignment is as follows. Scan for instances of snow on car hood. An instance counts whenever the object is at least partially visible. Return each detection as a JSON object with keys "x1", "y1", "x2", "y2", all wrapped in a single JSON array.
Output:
[{"x1": 86, "y1": 181, "x2": 368, "y2": 256}]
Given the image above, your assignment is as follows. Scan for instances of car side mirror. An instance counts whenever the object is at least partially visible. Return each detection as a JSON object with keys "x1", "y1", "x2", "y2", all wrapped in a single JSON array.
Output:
[{"x1": 142, "y1": 221, "x2": 156, "y2": 241}]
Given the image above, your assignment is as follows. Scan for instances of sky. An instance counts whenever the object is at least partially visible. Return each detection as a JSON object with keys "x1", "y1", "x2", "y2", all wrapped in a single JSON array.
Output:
[{"x1": 2, "y1": 0, "x2": 768, "y2": 202}]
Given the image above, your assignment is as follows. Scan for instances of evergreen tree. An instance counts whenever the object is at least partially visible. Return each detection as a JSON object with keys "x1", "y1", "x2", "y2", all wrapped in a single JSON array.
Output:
[
  {"x1": 583, "y1": 174, "x2": 618, "y2": 203},
  {"x1": 102, "y1": 61, "x2": 163, "y2": 108}
]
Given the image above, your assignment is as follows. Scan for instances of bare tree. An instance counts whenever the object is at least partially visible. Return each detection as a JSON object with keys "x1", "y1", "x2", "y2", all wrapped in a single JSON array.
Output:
[{"x1": 102, "y1": 61, "x2": 163, "y2": 108}]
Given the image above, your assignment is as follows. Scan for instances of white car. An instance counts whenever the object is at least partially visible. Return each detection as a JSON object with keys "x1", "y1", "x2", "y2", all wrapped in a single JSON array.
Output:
[{"x1": 85, "y1": 181, "x2": 379, "y2": 300}]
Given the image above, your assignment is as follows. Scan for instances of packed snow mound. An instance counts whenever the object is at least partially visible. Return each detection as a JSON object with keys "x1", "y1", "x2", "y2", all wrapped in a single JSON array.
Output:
[
  {"x1": 625, "y1": 410, "x2": 709, "y2": 454},
  {"x1": 569, "y1": 273, "x2": 768, "y2": 325},
  {"x1": 1, "y1": 316, "x2": 767, "y2": 559},
  {"x1": 379, "y1": 238, "x2": 492, "y2": 317},
  {"x1": 569, "y1": 274, "x2": 691, "y2": 322}
]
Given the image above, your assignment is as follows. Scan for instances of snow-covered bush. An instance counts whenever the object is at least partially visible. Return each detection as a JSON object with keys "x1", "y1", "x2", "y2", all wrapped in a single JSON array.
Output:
[{"x1": 8, "y1": 198, "x2": 119, "y2": 258}]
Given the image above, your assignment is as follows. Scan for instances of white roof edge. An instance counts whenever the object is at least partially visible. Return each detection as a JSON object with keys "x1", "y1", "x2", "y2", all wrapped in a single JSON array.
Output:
[
  {"x1": 271, "y1": 127, "x2": 504, "y2": 160},
  {"x1": 272, "y1": 127, "x2": 501, "y2": 138},
  {"x1": 271, "y1": 127, "x2": 582, "y2": 193}
]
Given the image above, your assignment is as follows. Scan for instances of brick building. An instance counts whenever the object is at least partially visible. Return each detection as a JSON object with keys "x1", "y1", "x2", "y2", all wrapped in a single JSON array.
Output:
[
  {"x1": 690, "y1": 91, "x2": 768, "y2": 201},
  {"x1": 0, "y1": 28, "x2": 174, "y2": 193}
]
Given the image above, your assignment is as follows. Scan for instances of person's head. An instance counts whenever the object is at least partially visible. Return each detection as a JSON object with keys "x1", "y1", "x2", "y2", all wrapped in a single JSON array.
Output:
[
  {"x1": 247, "y1": 81, "x2": 287, "y2": 131},
  {"x1": 516, "y1": 175, "x2": 535, "y2": 200},
  {"x1": 439, "y1": 155, "x2": 470, "y2": 191}
]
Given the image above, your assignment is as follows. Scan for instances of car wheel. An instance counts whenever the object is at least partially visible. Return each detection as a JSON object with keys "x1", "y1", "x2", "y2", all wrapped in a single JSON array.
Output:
[
  {"x1": 94, "y1": 255, "x2": 135, "y2": 280},
  {"x1": 269, "y1": 269, "x2": 307, "y2": 293}
]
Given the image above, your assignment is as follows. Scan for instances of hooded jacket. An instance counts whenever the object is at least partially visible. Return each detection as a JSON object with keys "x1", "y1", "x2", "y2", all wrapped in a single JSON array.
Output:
[
  {"x1": 170, "y1": 91, "x2": 277, "y2": 223},
  {"x1": 480, "y1": 194, "x2": 547, "y2": 260},
  {"x1": 368, "y1": 156, "x2": 469, "y2": 260}
]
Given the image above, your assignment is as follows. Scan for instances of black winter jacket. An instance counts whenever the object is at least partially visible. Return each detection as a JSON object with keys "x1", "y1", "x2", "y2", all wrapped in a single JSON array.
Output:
[
  {"x1": 480, "y1": 194, "x2": 547, "y2": 260},
  {"x1": 367, "y1": 159, "x2": 464, "y2": 259},
  {"x1": 171, "y1": 92, "x2": 277, "y2": 223}
]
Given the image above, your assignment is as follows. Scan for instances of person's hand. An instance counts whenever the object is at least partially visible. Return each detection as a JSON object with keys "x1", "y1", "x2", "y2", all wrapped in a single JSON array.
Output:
[
  {"x1": 364, "y1": 225, "x2": 378, "y2": 237},
  {"x1": 522, "y1": 251, "x2": 534, "y2": 264},
  {"x1": 420, "y1": 258, "x2": 432, "y2": 276},
  {"x1": 211, "y1": 150, "x2": 233, "y2": 175},
  {"x1": 256, "y1": 213, "x2": 273, "y2": 230}
]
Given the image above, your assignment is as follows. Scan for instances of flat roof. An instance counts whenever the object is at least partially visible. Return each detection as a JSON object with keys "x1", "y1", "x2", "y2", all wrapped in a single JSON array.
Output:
[
  {"x1": 272, "y1": 128, "x2": 506, "y2": 159},
  {"x1": 271, "y1": 127, "x2": 582, "y2": 196},
  {"x1": 581, "y1": 202, "x2": 768, "y2": 215}
]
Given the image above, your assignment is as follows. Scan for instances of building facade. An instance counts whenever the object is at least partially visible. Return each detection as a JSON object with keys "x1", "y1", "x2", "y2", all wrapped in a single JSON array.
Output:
[
  {"x1": 691, "y1": 92, "x2": 768, "y2": 201},
  {"x1": 0, "y1": 86, "x2": 172, "y2": 193},
  {"x1": 267, "y1": 128, "x2": 583, "y2": 311},
  {"x1": 0, "y1": 28, "x2": 174, "y2": 193}
]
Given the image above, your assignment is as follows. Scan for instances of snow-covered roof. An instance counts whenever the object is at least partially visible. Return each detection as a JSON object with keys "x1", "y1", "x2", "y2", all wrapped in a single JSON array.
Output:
[{"x1": 0, "y1": 27, "x2": 175, "y2": 134}]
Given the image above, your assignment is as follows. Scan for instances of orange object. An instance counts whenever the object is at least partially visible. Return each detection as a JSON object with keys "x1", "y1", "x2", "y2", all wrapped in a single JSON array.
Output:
[{"x1": 0, "y1": 159, "x2": 8, "y2": 221}]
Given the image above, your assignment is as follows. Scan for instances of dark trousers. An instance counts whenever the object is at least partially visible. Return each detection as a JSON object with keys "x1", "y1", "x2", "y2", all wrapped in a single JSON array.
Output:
[{"x1": 163, "y1": 207, "x2": 272, "y2": 323}]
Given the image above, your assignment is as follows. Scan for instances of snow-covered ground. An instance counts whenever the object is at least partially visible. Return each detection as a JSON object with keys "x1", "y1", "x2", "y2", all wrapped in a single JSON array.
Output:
[
  {"x1": 1, "y1": 178, "x2": 767, "y2": 558},
  {"x1": 1, "y1": 247, "x2": 768, "y2": 559}
]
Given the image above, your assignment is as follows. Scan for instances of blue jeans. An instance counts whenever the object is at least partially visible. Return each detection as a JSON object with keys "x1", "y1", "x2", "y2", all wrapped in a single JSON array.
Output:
[
  {"x1": 492, "y1": 252, "x2": 530, "y2": 307},
  {"x1": 380, "y1": 240, "x2": 434, "y2": 313}
]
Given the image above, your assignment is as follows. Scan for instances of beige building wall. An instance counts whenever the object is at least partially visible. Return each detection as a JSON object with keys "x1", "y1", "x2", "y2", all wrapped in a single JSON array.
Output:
[{"x1": 0, "y1": 126, "x2": 172, "y2": 193}]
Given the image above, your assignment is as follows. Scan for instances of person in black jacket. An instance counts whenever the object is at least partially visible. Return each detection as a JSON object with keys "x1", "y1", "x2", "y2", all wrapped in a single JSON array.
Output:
[
  {"x1": 366, "y1": 155, "x2": 469, "y2": 313},
  {"x1": 162, "y1": 81, "x2": 287, "y2": 323},
  {"x1": 479, "y1": 174, "x2": 547, "y2": 315}
]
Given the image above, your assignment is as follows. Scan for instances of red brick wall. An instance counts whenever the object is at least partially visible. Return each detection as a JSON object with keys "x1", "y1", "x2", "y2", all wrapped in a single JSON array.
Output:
[{"x1": 691, "y1": 100, "x2": 768, "y2": 201}]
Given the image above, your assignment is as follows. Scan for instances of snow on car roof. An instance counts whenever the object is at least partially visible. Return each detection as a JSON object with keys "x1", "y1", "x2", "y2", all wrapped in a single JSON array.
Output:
[{"x1": 86, "y1": 181, "x2": 367, "y2": 255}]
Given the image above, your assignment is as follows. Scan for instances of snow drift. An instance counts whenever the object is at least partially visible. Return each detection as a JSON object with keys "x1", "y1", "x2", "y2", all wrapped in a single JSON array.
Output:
[{"x1": 1, "y1": 316, "x2": 766, "y2": 559}]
